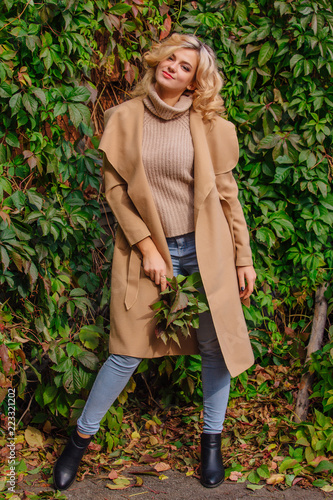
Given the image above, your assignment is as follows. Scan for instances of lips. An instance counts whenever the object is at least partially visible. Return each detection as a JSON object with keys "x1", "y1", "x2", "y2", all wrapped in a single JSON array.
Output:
[{"x1": 162, "y1": 70, "x2": 174, "y2": 79}]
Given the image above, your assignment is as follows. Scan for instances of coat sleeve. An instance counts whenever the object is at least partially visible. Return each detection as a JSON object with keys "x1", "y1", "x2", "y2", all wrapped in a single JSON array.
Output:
[
  {"x1": 103, "y1": 154, "x2": 151, "y2": 247},
  {"x1": 209, "y1": 117, "x2": 253, "y2": 267},
  {"x1": 215, "y1": 171, "x2": 253, "y2": 267}
]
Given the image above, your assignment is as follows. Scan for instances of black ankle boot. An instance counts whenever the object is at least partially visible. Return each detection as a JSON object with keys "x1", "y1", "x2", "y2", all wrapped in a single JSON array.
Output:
[
  {"x1": 200, "y1": 433, "x2": 225, "y2": 488},
  {"x1": 53, "y1": 429, "x2": 92, "y2": 491}
]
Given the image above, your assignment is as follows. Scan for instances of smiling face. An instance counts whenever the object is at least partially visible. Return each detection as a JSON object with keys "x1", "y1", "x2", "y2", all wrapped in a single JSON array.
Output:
[{"x1": 154, "y1": 48, "x2": 199, "y2": 105}]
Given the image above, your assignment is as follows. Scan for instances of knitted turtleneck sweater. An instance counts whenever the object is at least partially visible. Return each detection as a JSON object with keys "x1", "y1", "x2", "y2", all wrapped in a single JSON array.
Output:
[{"x1": 142, "y1": 85, "x2": 195, "y2": 238}]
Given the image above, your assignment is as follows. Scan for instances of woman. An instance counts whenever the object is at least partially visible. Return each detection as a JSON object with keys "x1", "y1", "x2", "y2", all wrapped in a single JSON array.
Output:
[{"x1": 53, "y1": 33, "x2": 256, "y2": 491}]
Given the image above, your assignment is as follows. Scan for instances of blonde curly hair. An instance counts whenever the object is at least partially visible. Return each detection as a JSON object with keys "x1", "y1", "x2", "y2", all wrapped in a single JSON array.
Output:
[{"x1": 132, "y1": 33, "x2": 225, "y2": 122}]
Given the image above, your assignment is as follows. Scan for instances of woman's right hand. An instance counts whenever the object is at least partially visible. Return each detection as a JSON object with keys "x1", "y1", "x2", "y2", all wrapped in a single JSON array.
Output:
[{"x1": 136, "y1": 237, "x2": 168, "y2": 291}]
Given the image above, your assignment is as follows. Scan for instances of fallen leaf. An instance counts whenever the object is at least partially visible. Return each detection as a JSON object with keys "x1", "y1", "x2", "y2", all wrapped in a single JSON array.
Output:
[
  {"x1": 229, "y1": 471, "x2": 242, "y2": 481},
  {"x1": 42, "y1": 420, "x2": 52, "y2": 434},
  {"x1": 321, "y1": 485, "x2": 333, "y2": 492},
  {"x1": 106, "y1": 475, "x2": 132, "y2": 490},
  {"x1": 154, "y1": 462, "x2": 170, "y2": 472},
  {"x1": 25, "y1": 426, "x2": 44, "y2": 448},
  {"x1": 113, "y1": 476, "x2": 131, "y2": 486},
  {"x1": 88, "y1": 442, "x2": 102, "y2": 451},
  {"x1": 134, "y1": 475, "x2": 143, "y2": 486},
  {"x1": 247, "y1": 484, "x2": 264, "y2": 490},
  {"x1": 159, "y1": 474, "x2": 168, "y2": 480},
  {"x1": 266, "y1": 474, "x2": 285, "y2": 485},
  {"x1": 149, "y1": 436, "x2": 159, "y2": 446},
  {"x1": 106, "y1": 483, "x2": 130, "y2": 490},
  {"x1": 108, "y1": 470, "x2": 118, "y2": 480}
]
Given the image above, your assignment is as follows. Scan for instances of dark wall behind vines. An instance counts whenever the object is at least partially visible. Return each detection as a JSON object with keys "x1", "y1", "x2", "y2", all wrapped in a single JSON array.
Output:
[{"x1": 0, "y1": 0, "x2": 332, "y2": 434}]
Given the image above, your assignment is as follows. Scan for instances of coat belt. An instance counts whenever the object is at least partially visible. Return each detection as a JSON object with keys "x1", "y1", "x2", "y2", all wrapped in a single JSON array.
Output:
[{"x1": 124, "y1": 248, "x2": 142, "y2": 310}]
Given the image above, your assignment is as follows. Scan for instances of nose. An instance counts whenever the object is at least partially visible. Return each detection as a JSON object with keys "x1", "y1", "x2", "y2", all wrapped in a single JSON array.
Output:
[{"x1": 167, "y1": 61, "x2": 176, "y2": 72}]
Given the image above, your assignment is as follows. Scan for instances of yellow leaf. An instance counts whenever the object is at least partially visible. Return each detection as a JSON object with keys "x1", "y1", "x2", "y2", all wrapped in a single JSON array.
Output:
[
  {"x1": 266, "y1": 474, "x2": 285, "y2": 485},
  {"x1": 186, "y1": 471, "x2": 194, "y2": 476},
  {"x1": 25, "y1": 426, "x2": 44, "y2": 448},
  {"x1": 321, "y1": 485, "x2": 333, "y2": 492},
  {"x1": 159, "y1": 474, "x2": 168, "y2": 480},
  {"x1": 112, "y1": 459, "x2": 124, "y2": 465},
  {"x1": 149, "y1": 436, "x2": 159, "y2": 446},
  {"x1": 134, "y1": 475, "x2": 143, "y2": 486},
  {"x1": 131, "y1": 431, "x2": 140, "y2": 440},
  {"x1": 113, "y1": 476, "x2": 131, "y2": 486},
  {"x1": 145, "y1": 419, "x2": 157, "y2": 430},
  {"x1": 106, "y1": 483, "x2": 129, "y2": 490}
]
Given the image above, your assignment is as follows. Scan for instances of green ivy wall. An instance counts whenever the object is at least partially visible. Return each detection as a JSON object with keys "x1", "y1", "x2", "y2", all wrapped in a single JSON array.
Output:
[{"x1": 0, "y1": 0, "x2": 332, "y2": 437}]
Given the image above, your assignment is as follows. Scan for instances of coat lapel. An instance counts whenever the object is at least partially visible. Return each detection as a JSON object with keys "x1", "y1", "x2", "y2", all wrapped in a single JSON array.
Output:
[
  {"x1": 100, "y1": 97, "x2": 172, "y2": 267},
  {"x1": 190, "y1": 109, "x2": 216, "y2": 225}
]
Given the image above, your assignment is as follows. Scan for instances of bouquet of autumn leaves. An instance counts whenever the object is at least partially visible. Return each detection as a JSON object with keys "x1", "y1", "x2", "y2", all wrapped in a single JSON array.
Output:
[{"x1": 150, "y1": 272, "x2": 209, "y2": 347}]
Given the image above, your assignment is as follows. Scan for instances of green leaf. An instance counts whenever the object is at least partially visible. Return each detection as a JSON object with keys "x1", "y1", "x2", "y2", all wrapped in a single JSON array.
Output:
[
  {"x1": 246, "y1": 69, "x2": 257, "y2": 91},
  {"x1": 279, "y1": 458, "x2": 298, "y2": 473},
  {"x1": 77, "y1": 350, "x2": 99, "y2": 370},
  {"x1": 313, "y1": 479, "x2": 329, "y2": 488},
  {"x1": 41, "y1": 47, "x2": 53, "y2": 70},
  {"x1": 256, "y1": 464, "x2": 270, "y2": 479},
  {"x1": 6, "y1": 190, "x2": 26, "y2": 210},
  {"x1": 68, "y1": 103, "x2": 82, "y2": 127},
  {"x1": 9, "y1": 92, "x2": 22, "y2": 115},
  {"x1": 22, "y1": 94, "x2": 38, "y2": 116},
  {"x1": 258, "y1": 41, "x2": 274, "y2": 67},
  {"x1": 43, "y1": 385, "x2": 58, "y2": 405},
  {"x1": 70, "y1": 288, "x2": 86, "y2": 297},
  {"x1": 27, "y1": 190, "x2": 44, "y2": 210},
  {"x1": 32, "y1": 88, "x2": 47, "y2": 106},
  {"x1": 28, "y1": 261, "x2": 38, "y2": 285},
  {"x1": 273, "y1": 166, "x2": 292, "y2": 183},
  {"x1": 109, "y1": 3, "x2": 132, "y2": 15},
  {"x1": 69, "y1": 86, "x2": 91, "y2": 102},
  {"x1": 247, "y1": 484, "x2": 264, "y2": 490},
  {"x1": 290, "y1": 54, "x2": 303, "y2": 69},
  {"x1": 247, "y1": 470, "x2": 261, "y2": 484},
  {"x1": 0, "y1": 246, "x2": 10, "y2": 270},
  {"x1": 314, "y1": 461, "x2": 333, "y2": 473},
  {"x1": 0, "y1": 177, "x2": 12, "y2": 196},
  {"x1": 79, "y1": 325, "x2": 101, "y2": 350},
  {"x1": 66, "y1": 342, "x2": 83, "y2": 358},
  {"x1": 5, "y1": 132, "x2": 20, "y2": 148},
  {"x1": 256, "y1": 227, "x2": 276, "y2": 247}
]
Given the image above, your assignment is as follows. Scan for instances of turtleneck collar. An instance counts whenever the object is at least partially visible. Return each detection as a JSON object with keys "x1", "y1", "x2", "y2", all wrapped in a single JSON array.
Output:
[{"x1": 143, "y1": 84, "x2": 193, "y2": 121}]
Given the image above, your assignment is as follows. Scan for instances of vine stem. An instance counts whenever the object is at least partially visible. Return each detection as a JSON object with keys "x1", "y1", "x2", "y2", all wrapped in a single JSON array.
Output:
[{"x1": 294, "y1": 283, "x2": 328, "y2": 423}]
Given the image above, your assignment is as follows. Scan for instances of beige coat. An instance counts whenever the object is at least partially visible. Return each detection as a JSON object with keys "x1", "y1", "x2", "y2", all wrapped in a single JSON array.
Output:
[{"x1": 99, "y1": 96, "x2": 254, "y2": 378}]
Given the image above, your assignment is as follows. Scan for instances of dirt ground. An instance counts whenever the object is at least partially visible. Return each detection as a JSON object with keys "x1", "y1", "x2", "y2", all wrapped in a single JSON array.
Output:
[{"x1": 15, "y1": 467, "x2": 333, "y2": 500}]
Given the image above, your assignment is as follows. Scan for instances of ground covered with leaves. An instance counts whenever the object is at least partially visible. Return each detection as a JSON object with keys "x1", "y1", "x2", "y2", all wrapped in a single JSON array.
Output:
[{"x1": 1, "y1": 363, "x2": 333, "y2": 499}]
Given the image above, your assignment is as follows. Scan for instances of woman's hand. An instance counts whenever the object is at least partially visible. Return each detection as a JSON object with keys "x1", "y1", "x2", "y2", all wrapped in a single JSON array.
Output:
[
  {"x1": 136, "y1": 237, "x2": 168, "y2": 291},
  {"x1": 237, "y1": 265, "x2": 256, "y2": 300}
]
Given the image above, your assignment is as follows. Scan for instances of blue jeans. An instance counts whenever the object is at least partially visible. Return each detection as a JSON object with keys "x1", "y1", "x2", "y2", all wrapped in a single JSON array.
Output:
[{"x1": 77, "y1": 232, "x2": 230, "y2": 435}]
